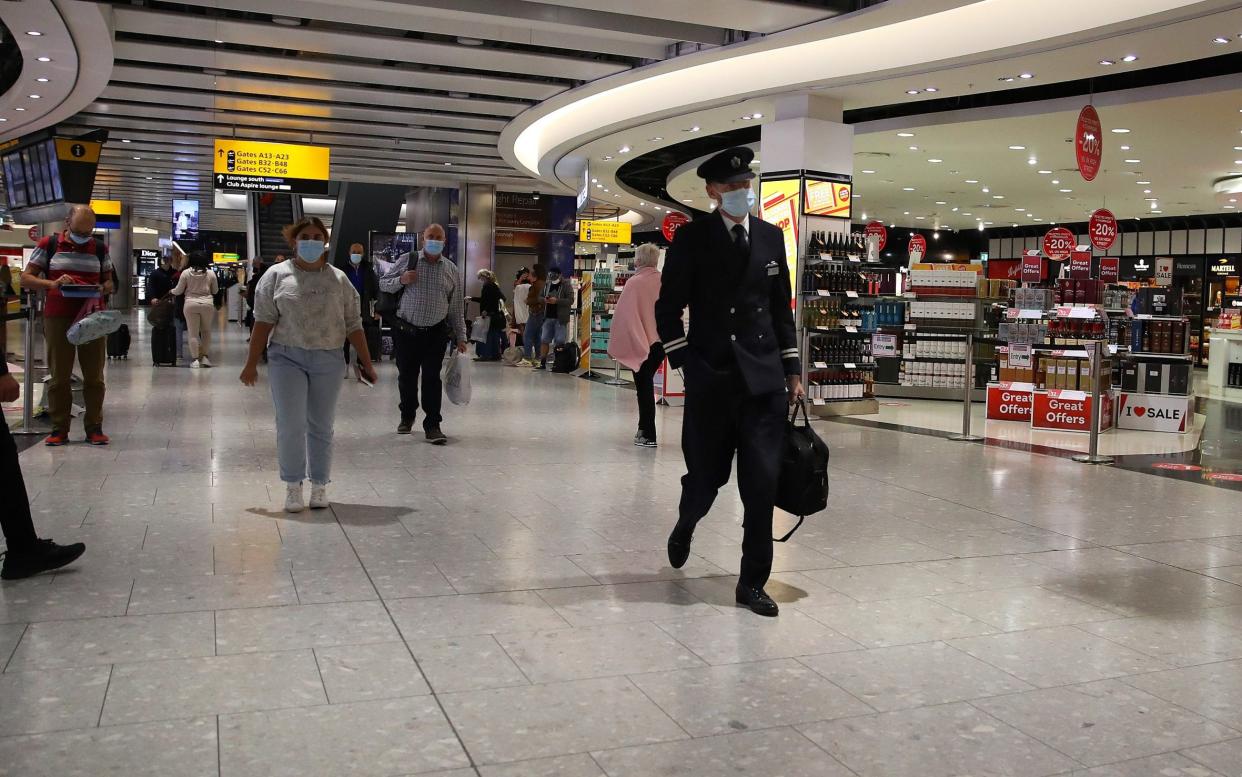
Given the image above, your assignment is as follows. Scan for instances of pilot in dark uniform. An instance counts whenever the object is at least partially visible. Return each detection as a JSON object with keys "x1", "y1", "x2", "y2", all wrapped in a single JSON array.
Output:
[{"x1": 656, "y1": 146, "x2": 803, "y2": 617}]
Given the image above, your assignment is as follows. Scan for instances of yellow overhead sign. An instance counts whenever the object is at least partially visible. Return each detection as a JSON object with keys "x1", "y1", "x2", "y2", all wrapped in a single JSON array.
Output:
[
  {"x1": 212, "y1": 252, "x2": 241, "y2": 264},
  {"x1": 54, "y1": 138, "x2": 101, "y2": 164},
  {"x1": 578, "y1": 220, "x2": 631, "y2": 244},
  {"x1": 89, "y1": 199, "x2": 121, "y2": 217},
  {"x1": 212, "y1": 139, "x2": 330, "y2": 195}
]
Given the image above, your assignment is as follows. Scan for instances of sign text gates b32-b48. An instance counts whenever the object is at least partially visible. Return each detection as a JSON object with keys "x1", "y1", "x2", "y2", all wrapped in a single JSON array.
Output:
[{"x1": 213, "y1": 139, "x2": 331, "y2": 195}]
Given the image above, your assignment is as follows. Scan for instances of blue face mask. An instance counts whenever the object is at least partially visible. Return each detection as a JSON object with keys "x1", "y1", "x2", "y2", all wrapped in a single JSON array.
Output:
[
  {"x1": 349, "y1": 253, "x2": 363, "y2": 266},
  {"x1": 718, "y1": 187, "x2": 754, "y2": 218},
  {"x1": 423, "y1": 239, "x2": 445, "y2": 256},
  {"x1": 296, "y1": 239, "x2": 325, "y2": 262},
  {"x1": 68, "y1": 231, "x2": 92, "y2": 245}
]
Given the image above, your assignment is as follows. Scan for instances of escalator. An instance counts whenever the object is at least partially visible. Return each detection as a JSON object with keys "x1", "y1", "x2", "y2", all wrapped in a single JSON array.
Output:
[{"x1": 248, "y1": 193, "x2": 302, "y2": 262}]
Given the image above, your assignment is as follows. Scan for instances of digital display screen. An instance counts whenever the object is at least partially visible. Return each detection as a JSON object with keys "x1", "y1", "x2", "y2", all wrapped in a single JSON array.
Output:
[
  {"x1": 1, "y1": 139, "x2": 62, "y2": 209},
  {"x1": 172, "y1": 199, "x2": 199, "y2": 241}
]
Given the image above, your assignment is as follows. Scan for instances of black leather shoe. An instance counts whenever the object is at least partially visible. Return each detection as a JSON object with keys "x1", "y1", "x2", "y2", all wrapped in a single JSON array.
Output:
[
  {"x1": 1, "y1": 539, "x2": 86, "y2": 580},
  {"x1": 397, "y1": 419, "x2": 413, "y2": 435},
  {"x1": 735, "y1": 584, "x2": 780, "y2": 617},
  {"x1": 667, "y1": 531, "x2": 691, "y2": 569},
  {"x1": 425, "y1": 427, "x2": 448, "y2": 445}
]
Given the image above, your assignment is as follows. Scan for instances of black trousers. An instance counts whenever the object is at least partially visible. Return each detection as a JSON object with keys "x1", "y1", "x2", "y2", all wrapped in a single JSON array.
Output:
[
  {"x1": 633, "y1": 343, "x2": 665, "y2": 440},
  {"x1": 394, "y1": 324, "x2": 449, "y2": 430},
  {"x1": 0, "y1": 421, "x2": 38, "y2": 552},
  {"x1": 343, "y1": 324, "x2": 380, "y2": 365},
  {"x1": 676, "y1": 369, "x2": 786, "y2": 589}
]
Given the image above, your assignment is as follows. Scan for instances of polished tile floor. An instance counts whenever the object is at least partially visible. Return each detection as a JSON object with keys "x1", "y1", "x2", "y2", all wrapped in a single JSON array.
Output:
[{"x1": 4, "y1": 317, "x2": 1242, "y2": 776}]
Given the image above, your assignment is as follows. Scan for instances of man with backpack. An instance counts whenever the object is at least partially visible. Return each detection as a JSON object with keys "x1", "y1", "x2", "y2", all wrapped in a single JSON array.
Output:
[
  {"x1": 536, "y1": 266, "x2": 574, "y2": 370},
  {"x1": 20, "y1": 205, "x2": 113, "y2": 446}
]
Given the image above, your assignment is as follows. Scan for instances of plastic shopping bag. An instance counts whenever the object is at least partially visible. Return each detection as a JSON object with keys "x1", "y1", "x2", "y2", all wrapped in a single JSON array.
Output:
[
  {"x1": 469, "y1": 315, "x2": 490, "y2": 344},
  {"x1": 66, "y1": 298, "x2": 123, "y2": 345},
  {"x1": 441, "y1": 348, "x2": 472, "y2": 405}
]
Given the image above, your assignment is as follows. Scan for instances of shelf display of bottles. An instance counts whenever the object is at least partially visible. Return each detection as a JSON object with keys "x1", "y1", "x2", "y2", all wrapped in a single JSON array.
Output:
[
  {"x1": 1129, "y1": 317, "x2": 1190, "y2": 355},
  {"x1": 898, "y1": 360, "x2": 971, "y2": 389},
  {"x1": 808, "y1": 335, "x2": 875, "y2": 366},
  {"x1": 802, "y1": 265, "x2": 893, "y2": 295},
  {"x1": 903, "y1": 332, "x2": 970, "y2": 361},
  {"x1": 806, "y1": 230, "x2": 866, "y2": 259},
  {"x1": 803, "y1": 297, "x2": 865, "y2": 330},
  {"x1": 807, "y1": 369, "x2": 873, "y2": 400}
]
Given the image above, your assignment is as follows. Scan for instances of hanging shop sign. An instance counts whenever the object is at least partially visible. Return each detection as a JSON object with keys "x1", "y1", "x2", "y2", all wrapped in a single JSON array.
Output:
[
  {"x1": 1174, "y1": 258, "x2": 1202, "y2": 277},
  {"x1": 908, "y1": 234, "x2": 927, "y2": 257},
  {"x1": 1021, "y1": 250, "x2": 1043, "y2": 283},
  {"x1": 1155, "y1": 257, "x2": 1173, "y2": 286},
  {"x1": 803, "y1": 178, "x2": 852, "y2": 218},
  {"x1": 577, "y1": 220, "x2": 631, "y2": 244},
  {"x1": 212, "y1": 139, "x2": 331, "y2": 195},
  {"x1": 661, "y1": 212, "x2": 690, "y2": 242},
  {"x1": 1075, "y1": 105, "x2": 1103, "y2": 182},
  {"x1": 89, "y1": 199, "x2": 122, "y2": 230},
  {"x1": 986, "y1": 259, "x2": 1021, "y2": 281},
  {"x1": 1210, "y1": 261, "x2": 1238, "y2": 275},
  {"x1": 1042, "y1": 227, "x2": 1075, "y2": 261},
  {"x1": 1120, "y1": 256, "x2": 1153, "y2": 281},
  {"x1": 865, "y1": 221, "x2": 887, "y2": 251},
  {"x1": 1088, "y1": 208, "x2": 1117, "y2": 250},
  {"x1": 1069, "y1": 251, "x2": 1093, "y2": 279},
  {"x1": 1117, "y1": 392, "x2": 1190, "y2": 433},
  {"x1": 1099, "y1": 257, "x2": 1120, "y2": 283}
]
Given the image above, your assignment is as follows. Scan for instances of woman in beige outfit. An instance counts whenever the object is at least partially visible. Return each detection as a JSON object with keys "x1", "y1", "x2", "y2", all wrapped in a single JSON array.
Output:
[{"x1": 172, "y1": 251, "x2": 219, "y2": 368}]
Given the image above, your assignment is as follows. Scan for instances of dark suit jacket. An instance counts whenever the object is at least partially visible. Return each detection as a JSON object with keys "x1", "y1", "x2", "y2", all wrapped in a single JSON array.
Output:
[{"x1": 655, "y1": 213, "x2": 800, "y2": 396}]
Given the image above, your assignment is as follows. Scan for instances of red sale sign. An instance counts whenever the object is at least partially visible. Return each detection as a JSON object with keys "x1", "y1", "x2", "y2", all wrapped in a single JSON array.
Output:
[
  {"x1": 1069, "y1": 251, "x2": 1093, "y2": 279},
  {"x1": 908, "y1": 234, "x2": 927, "y2": 257},
  {"x1": 865, "y1": 221, "x2": 887, "y2": 251},
  {"x1": 1021, "y1": 251, "x2": 1043, "y2": 284},
  {"x1": 1076, "y1": 105, "x2": 1103, "y2": 182},
  {"x1": 1089, "y1": 208, "x2": 1117, "y2": 250},
  {"x1": 986, "y1": 385, "x2": 1033, "y2": 421},
  {"x1": 1042, "y1": 228, "x2": 1075, "y2": 261},
  {"x1": 661, "y1": 212, "x2": 689, "y2": 242},
  {"x1": 1032, "y1": 390, "x2": 1114, "y2": 433},
  {"x1": 1099, "y1": 257, "x2": 1120, "y2": 283}
]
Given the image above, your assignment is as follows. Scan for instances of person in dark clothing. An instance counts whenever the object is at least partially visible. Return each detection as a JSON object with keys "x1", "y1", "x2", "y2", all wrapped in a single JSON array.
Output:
[
  {"x1": 470, "y1": 269, "x2": 506, "y2": 361},
  {"x1": 0, "y1": 310, "x2": 86, "y2": 579},
  {"x1": 336, "y1": 242, "x2": 381, "y2": 372},
  {"x1": 146, "y1": 256, "x2": 175, "y2": 303}
]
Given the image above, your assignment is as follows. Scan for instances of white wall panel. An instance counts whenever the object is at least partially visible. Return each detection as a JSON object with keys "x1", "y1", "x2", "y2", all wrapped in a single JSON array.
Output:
[
  {"x1": 989, "y1": 238, "x2": 1000, "y2": 258},
  {"x1": 1154, "y1": 231, "x2": 1171, "y2": 254},
  {"x1": 1171, "y1": 229, "x2": 1188, "y2": 255},
  {"x1": 1188, "y1": 230, "x2": 1206, "y2": 254},
  {"x1": 1121, "y1": 231, "x2": 1138, "y2": 256},
  {"x1": 1225, "y1": 227, "x2": 1242, "y2": 253},
  {"x1": 1138, "y1": 232, "x2": 1154, "y2": 255},
  {"x1": 1206, "y1": 228, "x2": 1225, "y2": 253}
]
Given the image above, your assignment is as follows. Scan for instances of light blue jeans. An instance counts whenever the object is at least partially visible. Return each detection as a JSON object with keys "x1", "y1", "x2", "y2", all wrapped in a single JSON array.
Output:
[{"x1": 268, "y1": 343, "x2": 344, "y2": 484}]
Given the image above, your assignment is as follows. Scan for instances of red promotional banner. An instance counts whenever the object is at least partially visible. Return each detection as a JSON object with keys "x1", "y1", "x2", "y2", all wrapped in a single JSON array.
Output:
[
  {"x1": 1031, "y1": 390, "x2": 1114, "y2": 433},
  {"x1": 1021, "y1": 251, "x2": 1043, "y2": 284},
  {"x1": 1089, "y1": 208, "x2": 1117, "y2": 250},
  {"x1": 908, "y1": 234, "x2": 927, "y2": 256},
  {"x1": 986, "y1": 385, "x2": 1033, "y2": 421},
  {"x1": 1099, "y1": 257, "x2": 1120, "y2": 283},
  {"x1": 661, "y1": 212, "x2": 690, "y2": 243},
  {"x1": 1076, "y1": 105, "x2": 1103, "y2": 182},
  {"x1": 987, "y1": 259, "x2": 1021, "y2": 281},
  {"x1": 1042, "y1": 227, "x2": 1076, "y2": 261},
  {"x1": 1069, "y1": 251, "x2": 1093, "y2": 279},
  {"x1": 865, "y1": 221, "x2": 887, "y2": 251}
]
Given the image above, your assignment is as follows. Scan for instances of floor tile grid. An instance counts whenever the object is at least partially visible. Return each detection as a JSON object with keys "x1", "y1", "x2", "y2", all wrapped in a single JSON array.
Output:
[{"x1": 0, "y1": 625, "x2": 26, "y2": 674}]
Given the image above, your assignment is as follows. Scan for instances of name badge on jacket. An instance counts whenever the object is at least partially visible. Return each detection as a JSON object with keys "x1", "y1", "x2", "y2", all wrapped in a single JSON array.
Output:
[{"x1": 766, "y1": 261, "x2": 780, "y2": 276}]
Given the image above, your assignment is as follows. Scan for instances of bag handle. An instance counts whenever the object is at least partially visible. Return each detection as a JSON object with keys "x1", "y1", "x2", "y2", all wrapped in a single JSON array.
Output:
[
  {"x1": 788, "y1": 397, "x2": 811, "y2": 426},
  {"x1": 774, "y1": 515, "x2": 804, "y2": 543}
]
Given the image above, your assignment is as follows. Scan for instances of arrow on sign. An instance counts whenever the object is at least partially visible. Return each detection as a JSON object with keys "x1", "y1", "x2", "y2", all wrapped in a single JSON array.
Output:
[
  {"x1": 216, "y1": 174, "x2": 224, "y2": 183},
  {"x1": 217, "y1": 149, "x2": 225, "y2": 157}
]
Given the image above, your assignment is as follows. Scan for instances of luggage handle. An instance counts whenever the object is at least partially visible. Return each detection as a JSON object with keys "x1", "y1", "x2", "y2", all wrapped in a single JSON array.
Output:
[{"x1": 788, "y1": 397, "x2": 811, "y2": 427}]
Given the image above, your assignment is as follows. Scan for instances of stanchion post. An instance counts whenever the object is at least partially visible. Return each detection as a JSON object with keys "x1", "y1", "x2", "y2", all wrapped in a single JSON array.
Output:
[
  {"x1": 605, "y1": 358, "x2": 626, "y2": 386},
  {"x1": 14, "y1": 291, "x2": 39, "y2": 435},
  {"x1": 1073, "y1": 339, "x2": 1114, "y2": 465},
  {"x1": 949, "y1": 331, "x2": 983, "y2": 442}
]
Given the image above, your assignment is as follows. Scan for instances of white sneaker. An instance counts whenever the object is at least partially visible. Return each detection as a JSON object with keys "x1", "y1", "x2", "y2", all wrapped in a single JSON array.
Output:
[
  {"x1": 284, "y1": 482, "x2": 305, "y2": 513},
  {"x1": 200, "y1": 356, "x2": 213, "y2": 368},
  {"x1": 309, "y1": 482, "x2": 329, "y2": 509},
  {"x1": 190, "y1": 359, "x2": 201, "y2": 369}
]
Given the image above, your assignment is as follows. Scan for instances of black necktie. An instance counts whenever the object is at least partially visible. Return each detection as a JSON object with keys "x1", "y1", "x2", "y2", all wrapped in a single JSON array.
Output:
[{"x1": 732, "y1": 223, "x2": 749, "y2": 256}]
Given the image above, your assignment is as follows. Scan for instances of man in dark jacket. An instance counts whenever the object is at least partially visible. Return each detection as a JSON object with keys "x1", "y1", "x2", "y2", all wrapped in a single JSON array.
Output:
[
  {"x1": 146, "y1": 256, "x2": 175, "y2": 303},
  {"x1": 536, "y1": 266, "x2": 574, "y2": 370},
  {"x1": 337, "y1": 242, "x2": 381, "y2": 370},
  {"x1": 656, "y1": 146, "x2": 803, "y2": 617}
]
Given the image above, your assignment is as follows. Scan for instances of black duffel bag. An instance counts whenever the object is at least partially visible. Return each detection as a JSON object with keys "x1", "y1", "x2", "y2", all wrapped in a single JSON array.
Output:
[{"x1": 774, "y1": 399, "x2": 829, "y2": 542}]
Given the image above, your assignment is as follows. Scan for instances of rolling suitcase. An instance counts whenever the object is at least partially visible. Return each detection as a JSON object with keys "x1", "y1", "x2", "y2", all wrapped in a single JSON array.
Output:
[
  {"x1": 151, "y1": 325, "x2": 177, "y2": 366},
  {"x1": 107, "y1": 324, "x2": 130, "y2": 359},
  {"x1": 551, "y1": 341, "x2": 580, "y2": 373}
]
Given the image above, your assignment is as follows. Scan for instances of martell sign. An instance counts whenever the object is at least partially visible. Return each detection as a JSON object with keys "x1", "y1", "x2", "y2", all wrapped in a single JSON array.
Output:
[
  {"x1": 1075, "y1": 105, "x2": 1103, "y2": 182},
  {"x1": 1089, "y1": 208, "x2": 1117, "y2": 250}
]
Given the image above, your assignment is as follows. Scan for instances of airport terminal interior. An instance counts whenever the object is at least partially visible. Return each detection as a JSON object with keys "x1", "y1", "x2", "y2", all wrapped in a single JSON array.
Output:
[{"x1": 4, "y1": 1, "x2": 1242, "y2": 775}]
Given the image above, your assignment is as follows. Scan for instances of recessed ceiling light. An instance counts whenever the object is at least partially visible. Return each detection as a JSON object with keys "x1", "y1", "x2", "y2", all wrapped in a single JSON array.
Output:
[
  {"x1": 132, "y1": 156, "x2": 141, "y2": 160},
  {"x1": 1213, "y1": 36, "x2": 1231, "y2": 44},
  {"x1": 998, "y1": 76, "x2": 1016, "y2": 82},
  {"x1": 1111, "y1": 128, "x2": 1131, "y2": 133},
  {"x1": 906, "y1": 90, "x2": 920, "y2": 95},
  {"x1": 897, "y1": 132, "x2": 915, "y2": 137},
  {"x1": 992, "y1": 195, "x2": 1005, "y2": 199},
  {"x1": 935, "y1": 201, "x2": 947, "y2": 205},
  {"x1": 861, "y1": 169, "x2": 876, "y2": 174},
  {"x1": 902, "y1": 187, "x2": 915, "y2": 191},
  {"x1": 1051, "y1": 179, "x2": 1060, "y2": 185},
  {"x1": 1137, "y1": 180, "x2": 1151, "y2": 185},
  {"x1": 1144, "y1": 197, "x2": 1158, "y2": 202},
  {"x1": 1027, "y1": 159, "x2": 1037, "y2": 165},
  {"x1": 962, "y1": 213, "x2": 973, "y2": 216},
  {"x1": 444, "y1": 162, "x2": 452, "y2": 166},
  {"x1": 1015, "y1": 208, "x2": 1026, "y2": 212},
  {"x1": 618, "y1": 145, "x2": 631, "y2": 154},
  {"x1": 951, "y1": 207, "x2": 959, "y2": 212},
  {"x1": 682, "y1": 199, "x2": 693, "y2": 203},
  {"x1": 590, "y1": 178, "x2": 597, "y2": 183},
  {"x1": 1059, "y1": 188, "x2": 1073, "y2": 193},
  {"x1": 15, "y1": 107, "x2": 26, "y2": 111},
  {"x1": 1144, "y1": 189, "x2": 1152, "y2": 194},
  {"x1": 915, "y1": 216, "x2": 925, "y2": 220},
  {"x1": 35, "y1": 77, "x2": 49, "y2": 83},
  {"x1": 903, "y1": 211, "x2": 911, "y2": 215},
  {"x1": 928, "y1": 158, "x2": 942, "y2": 163},
  {"x1": 965, "y1": 179, "x2": 979, "y2": 184},
  {"x1": 1151, "y1": 210, "x2": 1163, "y2": 214},
  {"x1": 908, "y1": 146, "x2": 919, "y2": 151},
  {"x1": 601, "y1": 155, "x2": 613, "y2": 161},
  {"x1": 1008, "y1": 145, "x2": 1026, "y2": 150},
  {"x1": 595, "y1": 184, "x2": 602, "y2": 189},
  {"x1": 649, "y1": 136, "x2": 663, "y2": 141},
  {"x1": 1019, "y1": 73, "x2": 1034, "y2": 79},
  {"x1": 121, "y1": 139, "x2": 131, "y2": 143},
  {"x1": 686, "y1": 126, "x2": 700, "y2": 132},
  {"x1": 36, "y1": 56, "x2": 52, "y2": 62},
  {"x1": 1099, "y1": 59, "x2": 1115, "y2": 66},
  {"x1": 982, "y1": 187, "x2": 990, "y2": 193},
  {"x1": 213, "y1": 39, "x2": 224, "y2": 44},
  {"x1": 752, "y1": 113, "x2": 763, "y2": 119},
  {"x1": 0, "y1": 118, "x2": 6, "y2": 123},
  {"x1": 25, "y1": 30, "x2": 42, "y2": 36},
  {"x1": 1037, "y1": 170, "x2": 1052, "y2": 174},
  {"x1": 28, "y1": 94, "x2": 40, "y2": 99},
  {"x1": 146, "y1": 176, "x2": 153, "y2": 180},
  {"x1": 924, "y1": 87, "x2": 938, "y2": 93},
  {"x1": 1122, "y1": 54, "x2": 1139, "y2": 62}
]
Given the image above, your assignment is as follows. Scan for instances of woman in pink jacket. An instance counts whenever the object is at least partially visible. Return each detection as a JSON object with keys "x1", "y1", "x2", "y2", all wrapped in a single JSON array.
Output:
[{"x1": 608, "y1": 244, "x2": 664, "y2": 447}]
